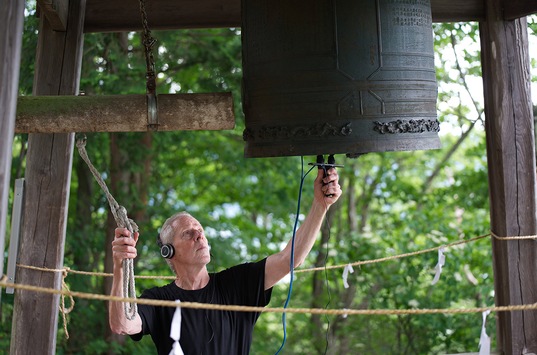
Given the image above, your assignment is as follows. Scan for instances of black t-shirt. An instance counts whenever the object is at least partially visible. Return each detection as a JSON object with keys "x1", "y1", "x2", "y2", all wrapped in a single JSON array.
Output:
[{"x1": 131, "y1": 258, "x2": 272, "y2": 355}]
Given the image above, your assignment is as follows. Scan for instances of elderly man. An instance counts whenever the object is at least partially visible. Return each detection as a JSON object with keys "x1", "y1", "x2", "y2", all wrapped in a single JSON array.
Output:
[{"x1": 109, "y1": 167, "x2": 341, "y2": 354}]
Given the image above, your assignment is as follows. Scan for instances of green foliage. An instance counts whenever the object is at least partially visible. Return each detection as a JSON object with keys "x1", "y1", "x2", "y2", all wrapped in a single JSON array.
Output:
[
  {"x1": 19, "y1": 3, "x2": 38, "y2": 95},
  {"x1": 5, "y1": 6, "x2": 537, "y2": 354}
]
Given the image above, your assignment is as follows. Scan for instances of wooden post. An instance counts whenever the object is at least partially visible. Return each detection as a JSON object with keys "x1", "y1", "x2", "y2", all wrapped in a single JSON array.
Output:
[
  {"x1": 37, "y1": 0, "x2": 69, "y2": 31},
  {"x1": 480, "y1": 2, "x2": 537, "y2": 353},
  {"x1": 0, "y1": 0, "x2": 25, "y2": 297},
  {"x1": 10, "y1": 1, "x2": 86, "y2": 354}
]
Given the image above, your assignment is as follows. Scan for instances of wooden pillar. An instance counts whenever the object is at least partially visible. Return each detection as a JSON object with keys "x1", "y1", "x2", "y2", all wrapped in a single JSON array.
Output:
[
  {"x1": 480, "y1": 2, "x2": 537, "y2": 353},
  {"x1": 0, "y1": 0, "x2": 25, "y2": 292},
  {"x1": 10, "y1": 1, "x2": 86, "y2": 354}
]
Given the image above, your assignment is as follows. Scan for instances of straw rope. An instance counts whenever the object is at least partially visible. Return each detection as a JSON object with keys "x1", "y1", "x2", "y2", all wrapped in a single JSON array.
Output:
[
  {"x1": 8, "y1": 229, "x2": 537, "y2": 338},
  {"x1": 59, "y1": 269, "x2": 75, "y2": 339},
  {"x1": 295, "y1": 234, "x2": 490, "y2": 273},
  {"x1": 18, "y1": 230, "x2": 537, "y2": 280},
  {"x1": 490, "y1": 231, "x2": 537, "y2": 240},
  {"x1": 2, "y1": 275, "x2": 537, "y2": 316},
  {"x1": 17, "y1": 264, "x2": 175, "y2": 279}
]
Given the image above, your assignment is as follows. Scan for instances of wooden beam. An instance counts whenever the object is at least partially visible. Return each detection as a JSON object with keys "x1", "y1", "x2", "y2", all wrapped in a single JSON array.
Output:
[
  {"x1": 37, "y1": 0, "x2": 69, "y2": 31},
  {"x1": 84, "y1": 0, "x2": 241, "y2": 32},
  {"x1": 480, "y1": 1, "x2": 537, "y2": 353},
  {"x1": 84, "y1": 0, "x2": 489, "y2": 33},
  {"x1": 430, "y1": 0, "x2": 485, "y2": 22},
  {"x1": 15, "y1": 93, "x2": 235, "y2": 133},
  {"x1": 10, "y1": 0, "x2": 86, "y2": 353},
  {"x1": 503, "y1": 0, "x2": 537, "y2": 20},
  {"x1": 0, "y1": 0, "x2": 25, "y2": 301}
]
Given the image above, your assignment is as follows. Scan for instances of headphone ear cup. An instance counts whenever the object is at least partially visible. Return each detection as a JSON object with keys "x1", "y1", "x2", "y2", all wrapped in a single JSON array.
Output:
[{"x1": 160, "y1": 244, "x2": 175, "y2": 259}]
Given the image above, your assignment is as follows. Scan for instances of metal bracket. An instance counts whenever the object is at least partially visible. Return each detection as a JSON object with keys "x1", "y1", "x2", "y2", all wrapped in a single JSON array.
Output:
[
  {"x1": 147, "y1": 92, "x2": 159, "y2": 131},
  {"x1": 6, "y1": 178, "x2": 25, "y2": 294}
]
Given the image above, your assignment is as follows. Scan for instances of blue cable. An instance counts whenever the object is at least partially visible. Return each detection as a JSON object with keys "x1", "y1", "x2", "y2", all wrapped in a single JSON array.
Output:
[{"x1": 275, "y1": 157, "x2": 315, "y2": 354}]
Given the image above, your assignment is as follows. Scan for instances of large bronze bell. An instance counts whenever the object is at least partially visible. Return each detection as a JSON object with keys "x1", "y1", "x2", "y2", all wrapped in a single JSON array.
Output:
[{"x1": 241, "y1": 0, "x2": 440, "y2": 158}]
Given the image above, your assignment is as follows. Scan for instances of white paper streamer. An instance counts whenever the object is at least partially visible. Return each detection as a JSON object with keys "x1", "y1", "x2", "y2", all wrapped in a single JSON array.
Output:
[
  {"x1": 431, "y1": 247, "x2": 446, "y2": 285},
  {"x1": 169, "y1": 300, "x2": 185, "y2": 355},
  {"x1": 478, "y1": 310, "x2": 491, "y2": 355},
  {"x1": 342, "y1": 264, "x2": 354, "y2": 289},
  {"x1": 342, "y1": 308, "x2": 349, "y2": 319}
]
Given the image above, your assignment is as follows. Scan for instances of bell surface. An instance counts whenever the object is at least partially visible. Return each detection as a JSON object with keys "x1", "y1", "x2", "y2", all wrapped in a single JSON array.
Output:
[{"x1": 242, "y1": 0, "x2": 440, "y2": 158}]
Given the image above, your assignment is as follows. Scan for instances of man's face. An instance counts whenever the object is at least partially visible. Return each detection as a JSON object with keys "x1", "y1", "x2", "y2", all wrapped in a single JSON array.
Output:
[{"x1": 171, "y1": 215, "x2": 211, "y2": 266}]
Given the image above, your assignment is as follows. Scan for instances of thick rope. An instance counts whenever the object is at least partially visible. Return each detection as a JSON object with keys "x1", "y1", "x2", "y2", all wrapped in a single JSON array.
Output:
[
  {"x1": 490, "y1": 231, "x2": 537, "y2": 240},
  {"x1": 75, "y1": 135, "x2": 138, "y2": 320},
  {"x1": 11, "y1": 230, "x2": 537, "y2": 321},
  {"x1": 295, "y1": 233, "x2": 490, "y2": 273},
  {"x1": 17, "y1": 263, "x2": 175, "y2": 279},
  {"x1": 22, "y1": 230, "x2": 534, "y2": 279},
  {"x1": 17, "y1": 224, "x2": 536, "y2": 322},
  {"x1": 2, "y1": 275, "x2": 537, "y2": 316}
]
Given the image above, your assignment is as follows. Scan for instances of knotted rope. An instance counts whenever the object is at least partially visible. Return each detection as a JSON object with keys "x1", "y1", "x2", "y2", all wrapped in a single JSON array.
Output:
[
  {"x1": 75, "y1": 135, "x2": 138, "y2": 320},
  {"x1": 60, "y1": 269, "x2": 75, "y2": 338}
]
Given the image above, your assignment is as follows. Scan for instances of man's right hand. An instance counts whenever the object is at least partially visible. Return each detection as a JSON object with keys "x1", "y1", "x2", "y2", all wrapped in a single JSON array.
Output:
[{"x1": 112, "y1": 228, "x2": 139, "y2": 266}]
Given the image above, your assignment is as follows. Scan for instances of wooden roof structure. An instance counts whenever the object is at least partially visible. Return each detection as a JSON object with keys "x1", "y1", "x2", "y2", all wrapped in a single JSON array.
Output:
[
  {"x1": 88, "y1": 0, "x2": 535, "y2": 31},
  {"x1": 1, "y1": 0, "x2": 537, "y2": 354}
]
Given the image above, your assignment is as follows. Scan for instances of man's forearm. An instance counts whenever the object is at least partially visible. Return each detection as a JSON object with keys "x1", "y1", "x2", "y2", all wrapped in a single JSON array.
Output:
[
  {"x1": 109, "y1": 265, "x2": 142, "y2": 335},
  {"x1": 290, "y1": 201, "x2": 327, "y2": 268}
]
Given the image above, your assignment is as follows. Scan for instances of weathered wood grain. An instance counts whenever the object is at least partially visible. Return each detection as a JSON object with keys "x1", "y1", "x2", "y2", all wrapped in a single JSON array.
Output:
[
  {"x1": 0, "y1": 0, "x2": 26, "y2": 304},
  {"x1": 37, "y1": 0, "x2": 69, "y2": 31},
  {"x1": 84, "y1": 0, "x2": 241, "y2": 32},
  {"x1": 16, "y1": 93, "x2": 235, "y2": 133},
  {"x1": 481, "y1": 0, "x2": 537, "y2": 352},
  {"x1": 82, "y1": 0, "x2": 537, "y2": 33},
  {"x1": 10, "y1": 1, "x2": 86, "y2": 354}
]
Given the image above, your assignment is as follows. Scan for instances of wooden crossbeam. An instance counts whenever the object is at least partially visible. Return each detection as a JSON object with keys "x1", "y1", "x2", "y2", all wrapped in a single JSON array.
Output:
[
  {"x1": 85, "y1": 0, "x2": 241, "y2": 32},
  {"x1": 83, "y1": 0, "x2": 537, "y2": 33},
  {"x1": 84, "y1": 0, "x2": 488, "y2": 33},
  {"x1": 37, "y1": 0, "x2": 69, "y2": 31},
  {"x1": 503, "y1": 0, "x2": 537, "y2": 20},
  {"x1": 15, "y1": 93, "x2": 235, "y2": 133}
]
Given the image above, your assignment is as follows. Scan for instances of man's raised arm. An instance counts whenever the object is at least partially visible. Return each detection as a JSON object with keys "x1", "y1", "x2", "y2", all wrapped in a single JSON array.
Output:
[{"x1": 265, "y1": 167, "x2": 342, "y2": 290}]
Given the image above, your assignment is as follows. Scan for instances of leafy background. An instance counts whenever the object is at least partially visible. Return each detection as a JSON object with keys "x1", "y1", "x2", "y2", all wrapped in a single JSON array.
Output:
[{"x1": 2, "y1": 2, "x2": 537, "y2": 354}]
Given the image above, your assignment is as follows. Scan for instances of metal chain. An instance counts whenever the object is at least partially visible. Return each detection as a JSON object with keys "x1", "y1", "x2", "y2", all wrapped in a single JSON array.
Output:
[
  {"x1": 139, "y1": 0, "x2": 159, "y2": 130},
  {"x1": 139, "y1": 0, "x2": 156, "y2": 95}
]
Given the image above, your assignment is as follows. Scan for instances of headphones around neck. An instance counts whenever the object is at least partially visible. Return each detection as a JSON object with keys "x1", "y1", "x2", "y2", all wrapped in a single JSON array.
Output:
[{"x1": 156, "y1": 233, "x2": 175, "y2": 259}]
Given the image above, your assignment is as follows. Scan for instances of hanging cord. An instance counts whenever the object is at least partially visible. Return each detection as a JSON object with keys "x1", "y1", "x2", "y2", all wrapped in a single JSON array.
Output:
[
  {"x1": 317, "y1": 162, "x2": 334, "y2": 355},
  {"x1": 75, "y1": 135, "x2": 138, "y2": 320},
  {"x1": 276, "y1": 157, "x2": 316, "y2": 354},
  {"x1": 322, "y1": 215, "x2": 332, "y2": 355}
]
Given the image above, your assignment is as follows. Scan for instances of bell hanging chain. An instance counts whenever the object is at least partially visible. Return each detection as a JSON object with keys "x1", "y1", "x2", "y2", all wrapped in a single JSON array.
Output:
[
  {"x1": 139, "y1": 0, "x2": 156, "y2": 95},
  {"x1": 139, "y1": 0, "x2": 159, "y2": 130}
]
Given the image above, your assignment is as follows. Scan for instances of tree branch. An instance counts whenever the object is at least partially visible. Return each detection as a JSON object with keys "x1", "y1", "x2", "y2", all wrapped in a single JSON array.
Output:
[{"x1": 421, "y1": 33, "x2": 484, "y2": 194}]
